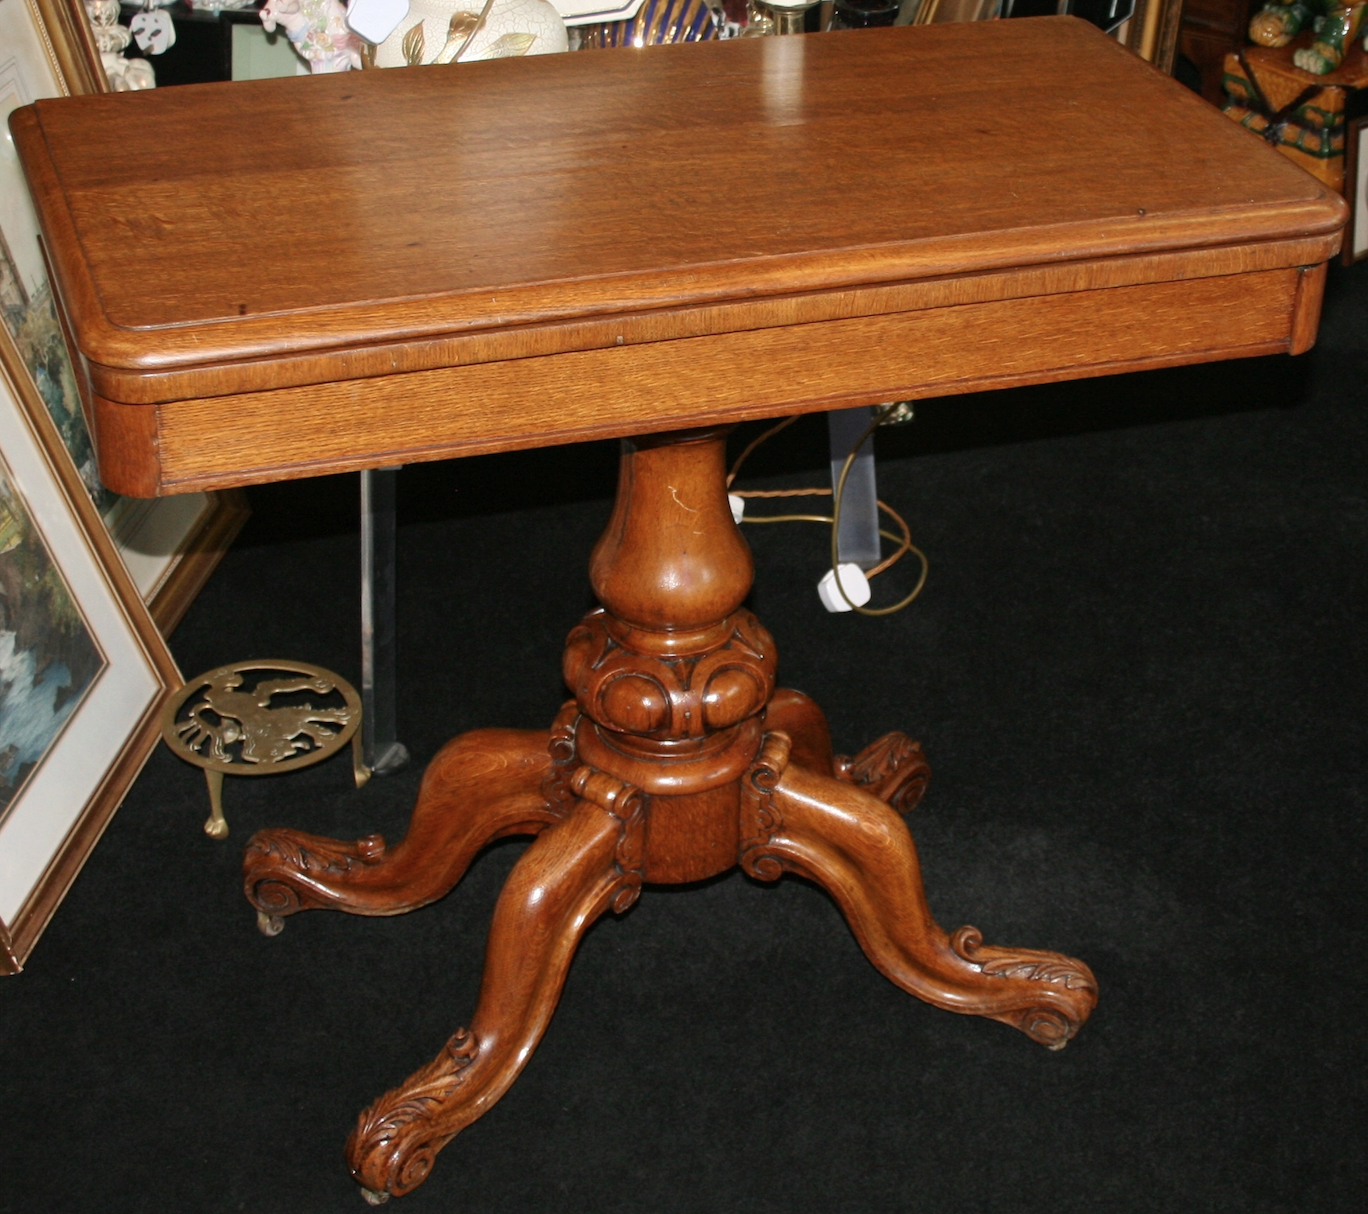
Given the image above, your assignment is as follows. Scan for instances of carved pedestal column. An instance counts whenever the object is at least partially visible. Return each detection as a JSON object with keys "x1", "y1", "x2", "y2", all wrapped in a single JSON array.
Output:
[
  {"x1": 564, "y1": 428, "x2": 776, "y2": 886},
  {"x1": 243, "y1": 426, "x2": 1098, "y2": 1204}
]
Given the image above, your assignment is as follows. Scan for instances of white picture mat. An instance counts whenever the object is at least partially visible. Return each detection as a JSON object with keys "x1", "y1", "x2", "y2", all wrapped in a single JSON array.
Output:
[
  {"x1": 0, "y1": 366, "x2": 161, "y2": 926},
  {"x1": 113, "y1": 491, "x2": 214, "y2": 601}
]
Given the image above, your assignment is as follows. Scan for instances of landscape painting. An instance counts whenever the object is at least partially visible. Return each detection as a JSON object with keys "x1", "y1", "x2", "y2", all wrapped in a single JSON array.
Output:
[{"x1": 0, "y1": 446, "x2": 104, "y2": 823}]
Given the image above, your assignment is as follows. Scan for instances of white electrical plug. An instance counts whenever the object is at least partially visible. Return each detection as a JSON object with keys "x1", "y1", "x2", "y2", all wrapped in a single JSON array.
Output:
[
  {"x1": 728, "y1": 494, "x2": 745, "y2": 525},
  {"x1": 817, "y1": 563, "x2": 871, "y2": 613},
  {"x1": 346, "y1": 0, "x2": 410, "y2": 45}
]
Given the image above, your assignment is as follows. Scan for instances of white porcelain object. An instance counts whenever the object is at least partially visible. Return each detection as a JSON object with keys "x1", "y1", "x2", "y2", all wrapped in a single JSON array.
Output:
[
  {"x1": 373, "y1": 0, "x2": 568, "y2": 67},
  {"x1": 118, "y1": 57, "x2": 157, "y2": 90},
  {"x1": 84, "y1": 0, "x2": 157, "y2": 89},
  {"x1": 550, "y1": 0, "x2": 646, "y2": 24},
  {"x1": 129, "y1": 10, "x2": 176, "y2": 55},
  {"x1": 346, "y1": 0, "x2": 411, "y2": 43},
  {"x1": 260, "y1": 0, "x2": 365, "y2": 71},
  {"x1": 817, "y1": 564, "x2": 872, "y2": 614}
]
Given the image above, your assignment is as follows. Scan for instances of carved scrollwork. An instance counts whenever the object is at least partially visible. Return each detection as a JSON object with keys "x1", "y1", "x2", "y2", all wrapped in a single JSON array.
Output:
[
  {"x1": 949, "y1": 926, "x2": 1099, "y2": 1050},
  {"x1": 568, "y1": 766, "x2": 646, "y2": 913},
  {"x1": 541, "y1": 700, "x2": 583, "y2": 815},
  {"x1": 243, "y1": 829, "x2": 388, "y2": 916},
  {"x1": 563, "y1": 608, "x2": 776, "y2": 742},
  {"x1": 738, "y1": 730, "x2": 792, "y2": 881},
  {"x1": 834, "y1": 731, "x2": 931, "y2": 816},
  {"x1": 347, "y1": 1027, "x2": 481, "y2": 1199}
]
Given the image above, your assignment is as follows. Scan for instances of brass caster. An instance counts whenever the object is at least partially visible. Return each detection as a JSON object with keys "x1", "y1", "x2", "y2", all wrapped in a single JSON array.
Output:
[
  {"x1": 256, "y1": 910, "x2": 284, "y2": 937},
  {"x1": 360, "y1": 1187, "x2": 390, "y2": 1205}
]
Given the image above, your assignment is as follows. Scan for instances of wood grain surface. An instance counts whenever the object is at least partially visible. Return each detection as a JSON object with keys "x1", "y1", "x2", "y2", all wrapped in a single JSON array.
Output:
[
  {"x1": 91, "y1": 263, "x2": 1314, "y2": 493},
  {"x1": 10, "y1": 17, "x2": 1347, "y2": 494}
]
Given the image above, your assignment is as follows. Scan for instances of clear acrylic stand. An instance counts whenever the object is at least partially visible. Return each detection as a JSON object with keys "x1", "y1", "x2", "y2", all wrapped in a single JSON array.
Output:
[
  {"x1": 827, "y1": 406, "x2": 882, "y2": 569},
  {"x1": 360, "y1": 466, "x2": 410, "y2": 776}
]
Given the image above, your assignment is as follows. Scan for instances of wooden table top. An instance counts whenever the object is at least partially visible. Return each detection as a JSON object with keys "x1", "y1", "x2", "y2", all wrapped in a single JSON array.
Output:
[{"x1": 12, "y1": 18, "x2": 1346, "y2": 495}]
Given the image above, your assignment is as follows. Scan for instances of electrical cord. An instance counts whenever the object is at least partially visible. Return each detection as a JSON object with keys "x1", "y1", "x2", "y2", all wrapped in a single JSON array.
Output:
[{"x1": 726, "y1": 406, "x2": 929, "y2": 615}]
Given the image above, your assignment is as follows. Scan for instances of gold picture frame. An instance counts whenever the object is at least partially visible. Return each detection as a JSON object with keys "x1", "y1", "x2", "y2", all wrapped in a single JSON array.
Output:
[
  {"x1": 1122, "y1": 0, "x2": 1183, "y2": 75},
  {"x1": 0, "y1": 312, "x2": 180, "y2": 974},
  {"x1": 1, "y1": 0, "x2": 248, "y2": 638}
]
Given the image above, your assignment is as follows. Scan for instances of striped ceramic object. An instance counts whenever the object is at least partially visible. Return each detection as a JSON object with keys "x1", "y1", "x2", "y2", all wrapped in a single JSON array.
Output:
[{"x1": 577, "y1": 0, "x2": 719, "y2": 47}]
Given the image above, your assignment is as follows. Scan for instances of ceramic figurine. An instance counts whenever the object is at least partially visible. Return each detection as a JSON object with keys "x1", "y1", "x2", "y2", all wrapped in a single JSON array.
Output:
[
  {"x1": 83, "y1": 0, "x2": 157, "y2": 89},
  {"x1": 1292, "y1": 2, "x2": 1368, "y2": 73},
  {"x1": 1250, "y1": 1, "x2": 1368, "y2": 74},
  {"x1": 118, "y1": 57, "x2": 158, "y2": 89},
  {"x1": 372, "y1": 0, "x2": 568, "y2": 68},
  {"x1": 1248, "y1": 0, "x2": 1320, "y2": 45},
  {"x1": 260, "y1": 0, "x2": 365, "y2": 72}
]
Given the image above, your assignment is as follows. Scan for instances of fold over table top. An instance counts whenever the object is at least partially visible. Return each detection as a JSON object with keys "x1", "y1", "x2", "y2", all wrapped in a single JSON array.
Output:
[{"x1": 11, "y1": 18, "x2": 1346, "y2": 495}]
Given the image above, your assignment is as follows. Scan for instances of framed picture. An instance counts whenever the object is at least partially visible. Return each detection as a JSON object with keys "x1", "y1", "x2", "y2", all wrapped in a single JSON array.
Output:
[
  {"x1": 1121, "y1": 0, "x2": 1183, "y2": 75},
  {"x1": 1, "y1": 0, "x2": 247, "y2": 637},
  {"x1": 0, "y1": 315, "x2": 180, "y2": 974}
]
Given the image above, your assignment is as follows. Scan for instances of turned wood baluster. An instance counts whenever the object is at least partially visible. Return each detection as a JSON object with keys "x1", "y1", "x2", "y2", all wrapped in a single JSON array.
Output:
[
  {"x1": 590, "y1": 428, "x2": 753, "y2": 632},
  {"x1": 564, "y1": 428, "x2": 778, "y2": 883}
]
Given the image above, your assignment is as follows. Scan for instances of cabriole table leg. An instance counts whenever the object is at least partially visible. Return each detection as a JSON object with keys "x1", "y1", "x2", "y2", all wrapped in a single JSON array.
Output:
[{"x1": 243, "y1": 425, "x2": 1097, "y2": 1202}]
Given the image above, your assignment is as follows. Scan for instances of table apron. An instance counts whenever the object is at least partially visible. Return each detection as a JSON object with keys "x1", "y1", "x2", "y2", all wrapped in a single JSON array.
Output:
[{"x1": 93, "y1": 264, "x2": 1317, "y2": 496}]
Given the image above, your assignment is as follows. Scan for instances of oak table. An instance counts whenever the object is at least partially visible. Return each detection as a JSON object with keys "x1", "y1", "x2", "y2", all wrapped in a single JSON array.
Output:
[{"x1": 13, "y1": 17, "x2": 1345, "y2": 1204}]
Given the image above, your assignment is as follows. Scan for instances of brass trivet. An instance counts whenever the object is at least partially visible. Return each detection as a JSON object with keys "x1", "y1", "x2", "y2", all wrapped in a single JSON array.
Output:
[{"x1": 161, "y1": 660, "x2": 368, "y2": 840}]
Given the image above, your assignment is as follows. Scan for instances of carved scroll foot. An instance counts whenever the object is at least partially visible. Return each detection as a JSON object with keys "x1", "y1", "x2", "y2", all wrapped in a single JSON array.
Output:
[
  {"x1": 243, "y1": 728, "x2": 565, "y2": 924},
  {"x1": 835, "y1": 731, "x2": 930, "y2": 815},
  {"x1": 763, "y1": 690, "x2": 930, "y2": 814},
  {"x1": 346, "y1": 794, "x2": 639, "y2": 1199},
  {"x1": 742, "y1": 745, "x2": 1096, "y2": 1049}
]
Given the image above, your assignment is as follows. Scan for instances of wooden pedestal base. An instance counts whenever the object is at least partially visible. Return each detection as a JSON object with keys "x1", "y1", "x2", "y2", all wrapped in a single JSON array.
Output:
[{"x1": 242, "y1": 428, "x2": 1097, "y2": 1203}]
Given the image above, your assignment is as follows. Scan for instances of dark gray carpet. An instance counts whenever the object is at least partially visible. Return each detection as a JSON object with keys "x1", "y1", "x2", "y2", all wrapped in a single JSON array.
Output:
[{"x1": 3, "y1": 263, "x2": 1366, "y2": 1214}]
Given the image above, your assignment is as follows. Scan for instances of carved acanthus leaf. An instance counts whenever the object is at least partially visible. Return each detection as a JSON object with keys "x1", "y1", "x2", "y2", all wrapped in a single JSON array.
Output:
[
  {"x1": 246, "y1": 831, "x2": 386, "y2": 874},
  {"x1": 348, "y1": 1029, "x2": 481, "y2": 1197},
  {"x1": 834, "y1": 731, "x2": 930, "y2": 816},
  {"x1": 951, "y1": 927, "x2": 1098, "y2": 993},
  {"x1": 565, "y1": 607, "x2": 775, "y2": 740},
  {"x1": 244, "y1": 830, "x2": 388, "y2": 915}
]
